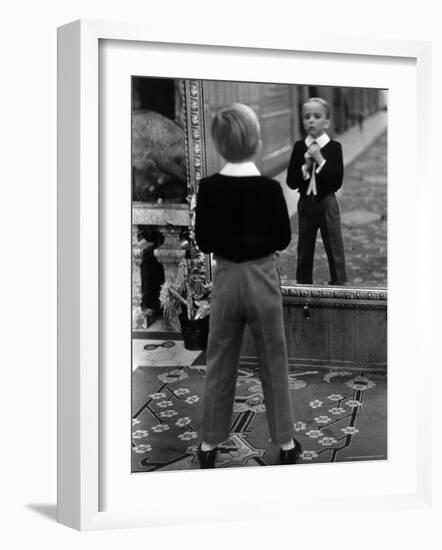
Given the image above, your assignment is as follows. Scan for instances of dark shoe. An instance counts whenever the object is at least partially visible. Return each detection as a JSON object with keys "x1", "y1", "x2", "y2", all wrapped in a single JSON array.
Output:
[
  {"x1": 197, "y1": 445, "x2": 217, "y2": 469},
  {"x1": 280, "y1": 439, "x2": 302, "y2": 465}
]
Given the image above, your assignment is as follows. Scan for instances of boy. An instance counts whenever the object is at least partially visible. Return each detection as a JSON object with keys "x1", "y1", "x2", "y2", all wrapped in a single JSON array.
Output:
[
  {"x1": 286, "y1": 97, "x2": 347, "y2": 285},
  {"x1": 195, "y1": 103, "x2": 301, "y2": 468}
]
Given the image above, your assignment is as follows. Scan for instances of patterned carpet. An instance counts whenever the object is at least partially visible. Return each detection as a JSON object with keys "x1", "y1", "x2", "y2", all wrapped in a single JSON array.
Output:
[{"x1": 132, "y1": 338, "x2": 387, "y2": 472}]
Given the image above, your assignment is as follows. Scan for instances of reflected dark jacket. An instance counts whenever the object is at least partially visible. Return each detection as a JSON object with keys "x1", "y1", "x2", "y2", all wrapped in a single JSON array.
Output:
[
  {"x1": 195, "y1": 174, "x2": 291, "y2": 263},
  {"x1": 286, "y1": 140, "x2": 344, "y2": 199}
]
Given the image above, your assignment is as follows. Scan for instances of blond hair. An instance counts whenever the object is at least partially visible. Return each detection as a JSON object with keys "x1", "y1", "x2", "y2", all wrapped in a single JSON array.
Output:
[
  {"x1": 303, "y1": 97, "x2": 331, "y2": 119},
  {"x1": 211, "y1": 103, "x2": 261, "y2": 162}
]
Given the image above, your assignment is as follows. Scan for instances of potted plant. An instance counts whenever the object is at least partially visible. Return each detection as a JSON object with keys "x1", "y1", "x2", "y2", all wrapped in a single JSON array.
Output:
[{"x1": 159, "y1": 255, "x2": 212, "y2": 350}]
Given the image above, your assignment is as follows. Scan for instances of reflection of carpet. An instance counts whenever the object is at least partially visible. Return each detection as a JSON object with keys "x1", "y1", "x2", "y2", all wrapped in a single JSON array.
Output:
[
  {"x1": 341, "y1": 209, "x2": 379, "y2": 226},
  {"x1": 132, "y1": 364, "x2": 387, "y2": 472}
]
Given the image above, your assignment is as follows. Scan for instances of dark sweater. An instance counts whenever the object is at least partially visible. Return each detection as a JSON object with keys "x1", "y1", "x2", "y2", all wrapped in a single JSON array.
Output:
[
  {"x1": 286, "y1": 139, "x2": 344, "y2": 198},
  {"x1": 195, "y1": 174, "x2": 291, "y2": 262}
]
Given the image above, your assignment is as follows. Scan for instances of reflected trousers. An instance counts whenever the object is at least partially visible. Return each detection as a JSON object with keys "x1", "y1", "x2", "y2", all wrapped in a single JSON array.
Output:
[
  {"x1": 201, "y1": 255, "x2": 295, "y2": 445},
  {"x1": 296, "y1": 193, "x2": 347, "y2": 285}
]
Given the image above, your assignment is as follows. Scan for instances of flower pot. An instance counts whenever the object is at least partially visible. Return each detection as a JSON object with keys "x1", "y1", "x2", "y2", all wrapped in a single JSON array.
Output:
[{"x1": 179, "y1": 314, "x2": 209, "y2": 351}]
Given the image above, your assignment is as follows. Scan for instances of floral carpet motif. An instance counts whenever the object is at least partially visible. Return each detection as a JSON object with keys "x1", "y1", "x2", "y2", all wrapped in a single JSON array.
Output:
[{"x1": 132, "y1": 359, "x2": 387, "y2": 472}]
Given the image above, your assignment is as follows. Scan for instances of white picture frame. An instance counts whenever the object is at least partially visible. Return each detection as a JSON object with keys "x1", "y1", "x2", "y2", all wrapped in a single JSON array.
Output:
[{"x1": 57, "y1": 19, "x2": 433, "y2": 531}]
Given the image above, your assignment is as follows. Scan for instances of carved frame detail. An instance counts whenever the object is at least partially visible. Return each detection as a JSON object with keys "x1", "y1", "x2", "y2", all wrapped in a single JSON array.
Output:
[
  {"x1": 282, "y1": 285, "x2": 387, "y2": 308},
  {"x1": 183, "y1": 80, "x2": 212, "y2": 281}
]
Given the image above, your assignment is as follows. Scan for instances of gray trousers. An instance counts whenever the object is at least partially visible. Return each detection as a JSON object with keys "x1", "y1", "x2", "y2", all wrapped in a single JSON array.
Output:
[{"x1": 201, "y1": 254, "x2": 295, "y2": 445}]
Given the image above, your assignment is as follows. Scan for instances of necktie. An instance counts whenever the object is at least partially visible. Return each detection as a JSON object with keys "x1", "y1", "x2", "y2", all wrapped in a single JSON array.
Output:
[{"x1": 306, "y1": 143, "x2": 317, "y2": 196}]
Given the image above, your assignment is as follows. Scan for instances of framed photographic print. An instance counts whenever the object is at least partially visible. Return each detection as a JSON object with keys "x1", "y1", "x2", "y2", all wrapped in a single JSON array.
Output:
[
  {"x1": 57, "y1": 19, "x2": 432, "y2": 530},
  {"x1": 130, "y1": 75, "x2": 388, "y2": 474}
]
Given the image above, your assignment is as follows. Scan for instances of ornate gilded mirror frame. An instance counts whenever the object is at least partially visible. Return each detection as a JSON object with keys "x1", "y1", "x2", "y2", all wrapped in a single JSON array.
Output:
[
  {"x1": 182, "y1": 79, "x2": 387, "y2": 308},
  {"x1": 182, "y1": 79, "x2": 212, "y2": 282}
]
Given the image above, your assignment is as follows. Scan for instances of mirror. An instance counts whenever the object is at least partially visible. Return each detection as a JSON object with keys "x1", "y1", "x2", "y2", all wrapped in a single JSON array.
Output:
[
  {"x1": 131, "y1": 76, "x2": 388, "y2": 333},
  {"x1": 200, "y1": 80, "x2": 387, "y2": 290}
]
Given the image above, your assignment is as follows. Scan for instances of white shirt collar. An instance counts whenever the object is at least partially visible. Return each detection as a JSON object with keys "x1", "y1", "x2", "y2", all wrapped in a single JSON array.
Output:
[
  {"x1": 305, "y1": 133, "x2": 330, "y2": 149},
  {"x1": 219, "y1": 161, "x2": 261, "y2": 177}
]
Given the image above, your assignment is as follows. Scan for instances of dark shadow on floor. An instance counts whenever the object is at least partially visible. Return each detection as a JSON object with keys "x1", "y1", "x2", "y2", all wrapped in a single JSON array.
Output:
[{"x1": 26, "y1": 504, "x2": 57, "y2": 522}]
